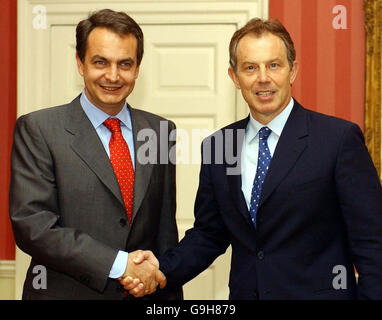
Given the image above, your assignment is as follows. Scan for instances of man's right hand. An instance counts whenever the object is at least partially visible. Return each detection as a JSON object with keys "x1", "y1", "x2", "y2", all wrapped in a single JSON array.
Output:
[{"x1": 118, "y1": 250, "x2": 166, "y2": 297}]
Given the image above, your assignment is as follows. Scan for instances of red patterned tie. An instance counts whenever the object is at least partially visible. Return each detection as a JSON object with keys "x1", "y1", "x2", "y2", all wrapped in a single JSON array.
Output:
[{"x1": 104, "y1": 118, "x2": 134, "y2": 224}]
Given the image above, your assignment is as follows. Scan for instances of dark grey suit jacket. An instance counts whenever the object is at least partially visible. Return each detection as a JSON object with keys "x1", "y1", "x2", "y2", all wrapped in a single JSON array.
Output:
[{"x1": 9, "y1": 95, "x2": 182, "y2": 300}]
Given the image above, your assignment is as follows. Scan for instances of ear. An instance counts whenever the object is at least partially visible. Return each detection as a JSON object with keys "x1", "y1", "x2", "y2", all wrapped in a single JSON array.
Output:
[
  {"x1": 228, "y1": 67, "x2": 241, "y2": 90},
  {"x1": 76, "y1": 53, "x2": 84, "y2": 77},
  {"x1": 289, "y1": 60, "x2": 299, "y2": 85}
]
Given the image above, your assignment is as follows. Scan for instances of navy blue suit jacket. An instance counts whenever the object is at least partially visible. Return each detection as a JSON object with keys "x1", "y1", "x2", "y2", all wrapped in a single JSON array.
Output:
[{"x1": 159, "y1": 100, "x2": 382, "y2": 299}]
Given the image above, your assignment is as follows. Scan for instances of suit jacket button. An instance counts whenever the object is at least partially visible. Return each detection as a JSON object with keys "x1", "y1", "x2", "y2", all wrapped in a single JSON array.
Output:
[
  {"x1": 257, "y1": 251, "x2": 264, "y2": 260},
  {"x1": 120, "y1": 218, "x2": 127, "y2": 227}
]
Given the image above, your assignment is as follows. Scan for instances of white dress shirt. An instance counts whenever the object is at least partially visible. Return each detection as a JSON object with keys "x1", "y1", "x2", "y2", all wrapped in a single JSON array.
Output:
[{"x1": 241, "y1": 98, "x2": 294, "y2": 210}]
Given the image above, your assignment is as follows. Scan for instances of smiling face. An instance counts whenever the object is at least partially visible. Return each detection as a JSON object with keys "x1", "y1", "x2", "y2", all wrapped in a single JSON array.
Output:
[
  {"x1": 76, "y1": 27, "x2": 140, "y2": 115},
  {"x1": 229, "y1": 32, "x2": 298, "y2": 124}
]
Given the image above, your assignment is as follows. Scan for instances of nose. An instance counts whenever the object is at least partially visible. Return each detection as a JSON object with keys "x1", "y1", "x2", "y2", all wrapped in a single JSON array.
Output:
[
  {"x1": 105, "y1": 65, "x2": 119, "y2": 82},
  {"x1": 258, "y1": 66, "x2": 270, "y2": 83}
]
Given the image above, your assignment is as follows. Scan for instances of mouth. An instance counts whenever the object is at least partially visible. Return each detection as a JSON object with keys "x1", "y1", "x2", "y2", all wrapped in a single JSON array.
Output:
[
  {"x1": 99, "y1": 85, "x2": 123, "y2": 92},
  {"x1": 256, "y1": 90, "x2": 276, "y2": 97}
]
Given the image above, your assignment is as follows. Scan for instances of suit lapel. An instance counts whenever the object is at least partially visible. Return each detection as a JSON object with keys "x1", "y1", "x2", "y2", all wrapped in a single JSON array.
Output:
[
  {"x1": 65, "y1": 96, "x2": 125, "y2": 207},
  {"x1": 65, "y1": 97, "x2": 156, "y2": 224},
  {"x1": 129, "y1": 107, "x2": 154, "y2": 221},
  {"x1": 259, "y1": 102, "x2": 309, "y2": 207}
]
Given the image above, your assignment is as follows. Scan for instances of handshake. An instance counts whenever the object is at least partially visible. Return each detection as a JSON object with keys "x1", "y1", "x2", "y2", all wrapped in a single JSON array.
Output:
[{"x1": 117, "y1": 250, "x2": 166, "y2": 298}]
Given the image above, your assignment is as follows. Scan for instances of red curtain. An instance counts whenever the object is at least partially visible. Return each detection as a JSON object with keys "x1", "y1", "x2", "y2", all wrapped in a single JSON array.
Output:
[
  {"x1": 269, "y1": 0, "x2": 365, "y2": 130},
  {"x1": 0, "y1": 0, "x2": 17, "y2": 260}
]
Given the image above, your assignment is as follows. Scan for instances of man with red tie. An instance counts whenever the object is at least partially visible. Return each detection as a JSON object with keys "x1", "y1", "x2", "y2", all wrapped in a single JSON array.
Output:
[{"x1": 9, "y1": 9, "x2": 182, "y2": 300}]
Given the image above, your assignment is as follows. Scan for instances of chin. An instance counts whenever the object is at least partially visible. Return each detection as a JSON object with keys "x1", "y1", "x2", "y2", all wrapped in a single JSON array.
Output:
[
  {"x1": 254, "y1": 105, "x2": 276, "y2": 114},
  {"x1": 99, "y1": 94, "x2": 124, "y2": 103}
]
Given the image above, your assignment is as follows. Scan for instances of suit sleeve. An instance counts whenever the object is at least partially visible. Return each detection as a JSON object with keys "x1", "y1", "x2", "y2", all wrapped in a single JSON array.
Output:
[
  {"x1": 152, "y1": 120, "x2": 183, "y2": 299},
  {"x1": 335, "y1": 123, "x2": 382, "y2": 299},
  {"x1": 155, "y1": 120, "x2": 179, "y2": 255},
  {"x1": 9, "y1": 115, "x2": 118, "y2": 293},
  {"x1": 158, "y1": 138, "x2": 230, "y2": 289}
]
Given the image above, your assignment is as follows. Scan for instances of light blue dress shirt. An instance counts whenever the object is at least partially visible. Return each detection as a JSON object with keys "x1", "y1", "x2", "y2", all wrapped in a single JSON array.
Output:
[
  {"x1": 241, "y1": 98, "x2": 294, "y2": 210},
  {"x1": 80, "y1": 90, "x2": 133, "y2": 279}
]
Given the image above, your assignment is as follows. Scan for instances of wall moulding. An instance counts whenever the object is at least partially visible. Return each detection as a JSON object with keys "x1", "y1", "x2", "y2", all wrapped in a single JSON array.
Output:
[{"x1": 0, "y1": 260, "x2": 16, "y2": 279}]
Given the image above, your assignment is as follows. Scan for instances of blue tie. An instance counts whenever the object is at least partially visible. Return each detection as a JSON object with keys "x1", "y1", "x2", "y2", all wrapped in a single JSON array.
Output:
[{"x1": 249, "y1": 127, "x2": 272, "y2": 227}]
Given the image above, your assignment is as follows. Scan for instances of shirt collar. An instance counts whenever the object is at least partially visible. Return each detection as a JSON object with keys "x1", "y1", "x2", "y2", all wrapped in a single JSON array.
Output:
[
  {"x1": 246, "y1": 97, "x2": 294, "y2": 143},
  {"x1": 80, "y1": 89, "x2": 132, "y2": 130}
]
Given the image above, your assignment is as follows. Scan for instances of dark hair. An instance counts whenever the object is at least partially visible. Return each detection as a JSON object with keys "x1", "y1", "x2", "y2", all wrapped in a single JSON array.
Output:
[
  {"x1": 76, "y1": 9, "x2": 144, "y2": 66},
  {"x1": 229, "y1": 18, "x2": 296, "y2": 71}
]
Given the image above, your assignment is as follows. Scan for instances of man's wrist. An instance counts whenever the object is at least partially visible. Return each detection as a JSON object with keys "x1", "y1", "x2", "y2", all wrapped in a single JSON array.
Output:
[{"x1": 109, "y1": 250, "x2": 129, "y2": 278}]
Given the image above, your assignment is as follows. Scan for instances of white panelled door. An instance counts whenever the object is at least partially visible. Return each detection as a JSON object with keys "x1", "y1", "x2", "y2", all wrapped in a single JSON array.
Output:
[
  {"x1": 129, "y1": 23, "x2": 236, "y2": 300},
  {"x1": 17, "y1": 0, "x2": 267, "y2": 300}
]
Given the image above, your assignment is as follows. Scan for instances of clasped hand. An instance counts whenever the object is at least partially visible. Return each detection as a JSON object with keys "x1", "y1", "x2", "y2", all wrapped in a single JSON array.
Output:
[{"x1": 118, "y1": 250, "x2": 166, "y2": 297}]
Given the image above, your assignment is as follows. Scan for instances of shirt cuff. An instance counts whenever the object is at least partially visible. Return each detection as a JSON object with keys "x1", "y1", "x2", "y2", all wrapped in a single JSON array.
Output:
[{"x1": 109, "y1": 250, "x2": 128, "y2": 278}]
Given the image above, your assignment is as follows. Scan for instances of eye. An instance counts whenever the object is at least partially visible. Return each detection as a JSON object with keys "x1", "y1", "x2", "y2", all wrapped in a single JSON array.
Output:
[
  {"x1": 270, "y1": 63, "x2": 278, "y2": 69},
  {"x1": 95, "y1": 60, "x2": 105, "y2": 66}
]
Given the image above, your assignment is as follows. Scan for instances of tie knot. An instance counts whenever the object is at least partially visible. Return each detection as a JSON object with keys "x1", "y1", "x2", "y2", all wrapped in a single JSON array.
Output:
[
  {"x1": 258, "y1": 127, "x2": 271, "y2": 141},
  {"x1": 104, "y1": 118, "x2": 121, "y2": 133}
]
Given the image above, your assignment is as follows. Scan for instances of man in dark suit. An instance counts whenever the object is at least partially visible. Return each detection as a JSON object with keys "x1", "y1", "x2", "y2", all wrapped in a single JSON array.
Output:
[
  {"x1": 9, "y1": 9, "x2": 182, "y2": 300},
  {"x1": 124, "y1": 18, "x2": 382, "y2": 299}
]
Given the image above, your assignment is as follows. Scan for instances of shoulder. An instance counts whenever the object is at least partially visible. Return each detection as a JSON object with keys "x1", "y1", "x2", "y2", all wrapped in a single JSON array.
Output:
[
  {"x1": 292, "y1": 102, "x2": 365, "y2": 155},
  {"x1": 202, "y1": 117, "x2": 249, "y2": 143},
  {"x1": 130, "y1": 107, "x2": 176, "y2": 130},
  {"x1": 307, "y1": 108, "x2": 356, "y2": 128},
  {"x1": 15, "y1": 101, "x2": 74, "y2": 134},
  {"x1": 296, "y1": 101, "x2": 361, "y2": 136},
  {"x1": 296, "y1": 102, "x2": 359, "y2": 130},
  {"x1": 19, "y1": 104, "x2": 69, "y2": 121}
]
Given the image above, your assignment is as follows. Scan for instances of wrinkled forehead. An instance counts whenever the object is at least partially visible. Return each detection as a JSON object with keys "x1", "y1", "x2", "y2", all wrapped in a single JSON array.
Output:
[{"x1": 236, "y1": 32, "x2": 288, "y2": 61}]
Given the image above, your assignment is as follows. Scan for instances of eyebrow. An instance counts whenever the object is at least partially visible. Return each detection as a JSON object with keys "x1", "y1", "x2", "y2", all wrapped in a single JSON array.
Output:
[
  {"x1": 90, "y1": 55, "x2": 135, "y2": 64},
  {"x1": 90, "y1": 55, "x2": 107, "y2": 62}
]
